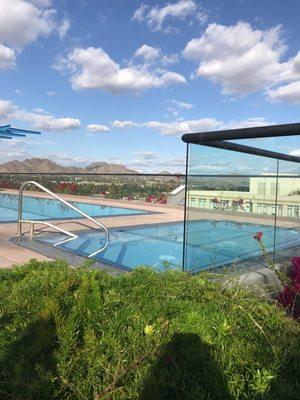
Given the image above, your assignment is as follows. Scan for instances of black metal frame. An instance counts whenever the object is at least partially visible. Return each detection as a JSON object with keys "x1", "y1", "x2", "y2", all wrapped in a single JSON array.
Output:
[
  {"x1": 181, "y1": 122, "x2": 300, "y2": 270},
  {"x1": 182, "y1": 123, "x2": 300, "y2": 163}
]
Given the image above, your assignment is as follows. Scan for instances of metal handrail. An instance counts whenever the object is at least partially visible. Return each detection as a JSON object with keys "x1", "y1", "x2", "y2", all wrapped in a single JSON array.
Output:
[{"x1": 17, "y1": 181, "x2": 109, "y2": 258}]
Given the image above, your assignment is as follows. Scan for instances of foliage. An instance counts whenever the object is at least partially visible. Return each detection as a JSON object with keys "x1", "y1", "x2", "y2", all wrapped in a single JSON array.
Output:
[
  {"x1": 253, "y1": 231, "x2": 300, "y2": 320},
  {"x1": 0, "y1": 174, "x2": 181, "y2": 201},
  {"x1": 0, "y1": 260, "x2": 300, "y2": 399}
]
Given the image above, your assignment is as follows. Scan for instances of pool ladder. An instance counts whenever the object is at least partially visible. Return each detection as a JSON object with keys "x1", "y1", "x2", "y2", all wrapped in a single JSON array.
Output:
[{"x1": 17, "y1": 181, "x2": 109, "y2": 258}]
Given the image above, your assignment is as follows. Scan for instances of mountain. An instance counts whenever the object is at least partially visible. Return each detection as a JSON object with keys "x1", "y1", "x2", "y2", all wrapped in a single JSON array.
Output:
[
  {"x1": 0, "y1": 158, "x2": 139, "y2": 174},
  {"x1": 85, "y1": 162, "x2": 138, "y2": 174}
]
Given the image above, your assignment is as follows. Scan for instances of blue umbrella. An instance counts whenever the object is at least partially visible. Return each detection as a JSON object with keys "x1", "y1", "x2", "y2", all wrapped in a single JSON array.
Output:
[{"x1": 0, "y1": 125, "x2": 41, "y2": 140}]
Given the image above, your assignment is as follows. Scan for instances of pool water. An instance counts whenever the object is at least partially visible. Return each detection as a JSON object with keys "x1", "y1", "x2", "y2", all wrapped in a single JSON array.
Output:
[
  {"x1": 0, "y1": 193, "x2": 148, "y2": 222},
  {"x1": 37, "y1": 220, "x2": 300, "y2": 271}
]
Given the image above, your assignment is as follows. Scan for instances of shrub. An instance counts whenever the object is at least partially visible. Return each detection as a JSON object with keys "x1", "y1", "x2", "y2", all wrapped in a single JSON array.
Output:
[{"x1": 0, "y1": 260, "x2": 299, "y2": 399}]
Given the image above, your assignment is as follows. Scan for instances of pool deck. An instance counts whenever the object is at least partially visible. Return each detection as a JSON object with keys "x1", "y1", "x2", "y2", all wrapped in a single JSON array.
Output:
[{"x1": 1, "y1": 189, "x2": 299, "y2": 269}]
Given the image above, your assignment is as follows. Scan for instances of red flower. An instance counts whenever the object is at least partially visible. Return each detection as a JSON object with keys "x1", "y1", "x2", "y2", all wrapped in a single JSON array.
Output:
[
  {"x1": 292, "y1": 257, "x2": 300, "y2": 269},
  {"x1": 291, "y1": 258, "x2": 300, "y2": 284},
  {"x1": 253, "y1": 231, "x2": 263, "y2": 241},
  {"x1": 278, "y1": 286, "x2": 297, "y2": 308},
  {"x1": 278, "y1": 283, "x2": 300, "y2": 319}
]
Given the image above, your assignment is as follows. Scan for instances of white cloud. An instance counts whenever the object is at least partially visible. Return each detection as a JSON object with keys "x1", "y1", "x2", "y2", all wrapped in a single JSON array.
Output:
[
  {"x1": 133, "y1": 151, "x2": 157, "y2": 160},
  {"x1": 14, "y1": 89, "x2": 23, "y2": 95},
  {"x1": 0, "y1": 0, "x2": 55, "y2": 48},
  {"x1": 0, "y1": 98, "x2": 80, "y2": 131},
  {"x1": 112, "y1": 120, "x2": 139, "y2": 129},
  {"x1": 112, "y1": 117, "x2": 221, "y2": 136},
  {"x1": 29, "y1": 0, "x2": 52, "y2": 6},
  {"x1": 183, "y1": 22, "x2": 287, "y2": 95},
  {"x1": 87, "y1": 124, "x2": 109, "y2": 133},
  {"x1": 267, "y1": 81, "x2": 300, "y2": 104},
  {"x1": 0, "y1": 99, "x2": 16, "y2": 121},
  {"x1": 132, "y1": 0, "x2": 200, "y2": 32},
  {"x1": 221, "y1": 117, "x2": 275, "y2": 130},
  {"x1": 46, "y1": 153, "x2": 93, "y2": 167},
  {"x1": 14, "y1": 110, "x2": 80, "y2": 131},
  {"x1": 55, "y1": 46, "x2": 186, "y2": 94},
  {"x1": 161, "y1": 53, "x2": 179, "y2": 65},
  {"x1": 171, "y1": 99, "x2": 193, "y2": 109},
  {"x1": 111, "y1": 116, "x2": 276, "y2": 136},
  {"x1": 132, "y1": 4, "x2": 148, "y2": 23},
  {"x1": 32, "y1": 107, "x2": 46, "y2": 113},
  {"x1": 46, "y1": 91, "x2": 55, "y2": 96},
  {"x1": 58, "y1": 18, "x2": 70, "y2": 39},
  {"x1": 0, "y1": 0, "x2": 70, "y2": 70},
  {"x1": 143, "y1": 118, "x2": 221, "y2": 135},
  {"x1": 134, "y1": 44, "x2": 160, "y2": 61},
  {"x1": 134, "y1": 44, "x2": 179, "y2": 67},
  {"x1": 0, "y1": 44, "x2": 16, "y2": 69}
]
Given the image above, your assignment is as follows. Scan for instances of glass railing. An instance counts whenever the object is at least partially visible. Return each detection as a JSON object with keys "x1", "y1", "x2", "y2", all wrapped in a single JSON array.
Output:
[
  {"x1": 1, "y1": 165, "x2": 299, "y2": 273},
  {"x1": 184, "y1": 143, "x2": 300, "y2": 272}
]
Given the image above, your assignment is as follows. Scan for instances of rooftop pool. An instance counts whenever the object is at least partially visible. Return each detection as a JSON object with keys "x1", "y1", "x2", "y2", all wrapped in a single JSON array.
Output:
[
  {"x1": 0, "y1": 193, "x2": 149, "y2": 222},
  {"x1": 36, "y1": 220, "x2": 300, "y2": 272}
]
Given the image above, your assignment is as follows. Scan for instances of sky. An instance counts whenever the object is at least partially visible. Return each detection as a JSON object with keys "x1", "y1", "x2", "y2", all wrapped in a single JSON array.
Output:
[{"x1": 0, "y1": 0, "x2": 300, "y2": 173}]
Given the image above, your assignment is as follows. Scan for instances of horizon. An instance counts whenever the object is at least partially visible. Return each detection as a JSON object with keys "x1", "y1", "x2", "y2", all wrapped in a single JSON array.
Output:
[{"x1": 0, "y1": 0, "x2": 300, "y2": 173}]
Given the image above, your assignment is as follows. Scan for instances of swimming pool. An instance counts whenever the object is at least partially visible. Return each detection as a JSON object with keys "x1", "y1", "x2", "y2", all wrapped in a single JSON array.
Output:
[
  {"x1": 36, "y1": 220, "x2": 300, "y2": 271},
  {"x1": 0, "y1": 193, "x2": 149, "y2": 222}
]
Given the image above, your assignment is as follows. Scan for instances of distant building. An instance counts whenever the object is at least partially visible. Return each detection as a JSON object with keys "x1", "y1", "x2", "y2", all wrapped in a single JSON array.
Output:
[{"x1": 187, "y1": 174, "x2": 300, "y2": 219}]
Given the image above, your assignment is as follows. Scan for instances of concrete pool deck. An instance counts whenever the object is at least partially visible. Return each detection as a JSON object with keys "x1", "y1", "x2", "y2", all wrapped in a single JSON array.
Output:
[{"x1": 0, "y1": 189, "x2": 299, "y2": 269}]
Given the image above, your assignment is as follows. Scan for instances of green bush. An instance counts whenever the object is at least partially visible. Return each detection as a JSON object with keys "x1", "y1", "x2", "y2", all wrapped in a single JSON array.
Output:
[{"x1": 0, "y1": 260, "x2": 299, "y2": 399}]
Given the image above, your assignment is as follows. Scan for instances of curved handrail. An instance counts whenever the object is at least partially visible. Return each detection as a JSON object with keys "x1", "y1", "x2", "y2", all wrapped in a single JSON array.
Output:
[{"x1": 17, "y1": 181, "x2": 109, "y2": 257}]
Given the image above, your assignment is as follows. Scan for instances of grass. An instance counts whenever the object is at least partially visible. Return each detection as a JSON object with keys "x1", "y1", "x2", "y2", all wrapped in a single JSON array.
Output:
[{"x1": 0, "y1": 260, "x2": 299, "y2": 399}]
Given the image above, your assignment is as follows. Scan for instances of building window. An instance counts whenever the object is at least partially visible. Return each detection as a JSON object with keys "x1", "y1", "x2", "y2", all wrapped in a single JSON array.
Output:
[
  {"x1": 198, "y1": 198, "x2": 206, "y2": 208},
  {"x1": 257, "y1": 203, "x2": 267, "y2": 214},
  {"x1": 288, "y1": 205, "x2": 299, "y2": 218}
]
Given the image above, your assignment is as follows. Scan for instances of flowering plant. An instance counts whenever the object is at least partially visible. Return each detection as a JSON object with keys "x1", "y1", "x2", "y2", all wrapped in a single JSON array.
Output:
[
  {"x1": 253, "y1": 231, "x2": 263, "y2": 241},
  {"x1": 253, "y1": 232, "x2": 300, "y2": 321}
]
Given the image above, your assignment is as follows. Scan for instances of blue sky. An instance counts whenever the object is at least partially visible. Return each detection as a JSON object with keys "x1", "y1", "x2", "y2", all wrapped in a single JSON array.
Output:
[{"x1": 0, "y1": 0, "x2": 300, "y2": 172}]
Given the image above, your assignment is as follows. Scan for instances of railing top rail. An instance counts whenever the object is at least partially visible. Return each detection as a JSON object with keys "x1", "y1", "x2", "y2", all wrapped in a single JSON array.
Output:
[
  {"x1": 182, "y1": 122, "x2": 300, "y2": 143},
  {"x1": 0, "y1": 172, "x2": 186, "y2": 177}
]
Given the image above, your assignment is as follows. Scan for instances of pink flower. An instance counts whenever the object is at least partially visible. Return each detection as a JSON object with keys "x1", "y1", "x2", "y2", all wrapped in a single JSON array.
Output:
[
  {"x1": 278, "y1": 283, "x2": 300, "y2": 319},
  {"x1": 292, "y1": 257, "x2": 300, "y2": 270},
  {"x1": 253, "y1": 232, "x2": 263, "y2": 241},
  {"x1": 278, "y1": 286, "x2": 297, "y2": 308},
  {"x1": 291, "y1": 257, "x2": 300, "y2": 284}
]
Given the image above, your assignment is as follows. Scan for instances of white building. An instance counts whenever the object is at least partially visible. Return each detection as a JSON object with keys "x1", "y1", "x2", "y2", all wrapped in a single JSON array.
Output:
[{"x1": 183, "y1": 175, "x2": 300, "y2": 219}]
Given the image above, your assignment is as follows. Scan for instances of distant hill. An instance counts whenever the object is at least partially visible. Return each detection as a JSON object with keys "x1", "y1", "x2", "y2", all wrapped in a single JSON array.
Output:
[
  {"x1": 0, "y1": 158, "x2": 139, "y2": 174},
  {"x1": 84, "y1": 162, "x2": 138, "y2": 174}
]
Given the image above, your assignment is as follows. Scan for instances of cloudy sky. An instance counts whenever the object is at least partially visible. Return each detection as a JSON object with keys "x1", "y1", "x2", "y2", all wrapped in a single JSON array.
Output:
[{"x1": 0, "y1": 0, "x2": 300, "y2": 172}]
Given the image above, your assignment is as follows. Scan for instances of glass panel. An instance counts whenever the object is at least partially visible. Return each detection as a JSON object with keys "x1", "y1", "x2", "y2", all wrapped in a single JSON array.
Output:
[
  {"x1": 184, "y1": 143, "x2": 279, "y2": 272},
  {"x1": 273, "y1": 160, "x2": 300, "y2": 263}
]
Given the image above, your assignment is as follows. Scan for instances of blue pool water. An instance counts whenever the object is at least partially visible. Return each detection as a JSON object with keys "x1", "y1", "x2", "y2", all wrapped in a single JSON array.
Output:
[
  {"x1": 37, "y1": 220, "x2": 300, "y2": 271},
  {"x1": 0, "y1": 193, "x2": 148, "y2": 222}
]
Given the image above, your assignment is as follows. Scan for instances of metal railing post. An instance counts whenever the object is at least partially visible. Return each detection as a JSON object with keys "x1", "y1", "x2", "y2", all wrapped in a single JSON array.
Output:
[{"x1": 17, "y1": 183, "x2": 24, "y2": 235}]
